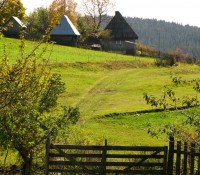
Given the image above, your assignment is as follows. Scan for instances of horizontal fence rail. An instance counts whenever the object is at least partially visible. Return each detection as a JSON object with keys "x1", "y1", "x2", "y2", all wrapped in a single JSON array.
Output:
[
  {"x1": 45, "y1": 136, "x2": 200, "y2": 175},
  {"x1": 45, "y1": 138, "x2": 168, "y2": 175}
]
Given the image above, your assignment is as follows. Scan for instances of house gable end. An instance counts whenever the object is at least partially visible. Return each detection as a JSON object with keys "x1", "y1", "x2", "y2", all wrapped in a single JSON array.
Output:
[
  {"x1": 105, "y1": 11, "x2": 138, "y2": 40},
  {"x1": 2, "y1": 16, "x2": 26, "y2": 38},
  {"x1": 50, "y1": 15, "x2": 80, "y2": 36}
]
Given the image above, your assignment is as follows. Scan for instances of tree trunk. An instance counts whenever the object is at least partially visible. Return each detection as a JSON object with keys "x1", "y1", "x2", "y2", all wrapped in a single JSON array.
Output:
[{"x1": 20, "y1": 151, "x2": 33, "y2": 175}]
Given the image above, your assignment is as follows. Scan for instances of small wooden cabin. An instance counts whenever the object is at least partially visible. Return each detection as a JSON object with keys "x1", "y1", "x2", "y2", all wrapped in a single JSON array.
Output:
[
  {"x1": 50, "y1": 15, "x2": 80, "y2": 46},
  {"x1": 102, "y1": 11, "x2": 138, "y2": 54},
  {"x1": 2, "y1": 16, "x2": 27, "y2": 38}
]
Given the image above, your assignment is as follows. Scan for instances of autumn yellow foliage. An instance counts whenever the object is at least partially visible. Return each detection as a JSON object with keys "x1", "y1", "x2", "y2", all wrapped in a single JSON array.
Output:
[{"x1": 48, "y1": 0, "x2": 78, "y2": 28}]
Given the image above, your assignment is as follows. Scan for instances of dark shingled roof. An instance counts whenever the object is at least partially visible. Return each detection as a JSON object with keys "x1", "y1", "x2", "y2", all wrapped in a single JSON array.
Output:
[{"x1": 105, "y1": 11, "x2": 138, "y2": 40}]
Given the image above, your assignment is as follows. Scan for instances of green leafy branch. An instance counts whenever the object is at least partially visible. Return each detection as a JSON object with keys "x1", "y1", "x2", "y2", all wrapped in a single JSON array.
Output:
[
  {"x1": 144, "y1": 74, "x2": 200, "y2": 143},
  {"x1": 143, "y1": 86, "x2": 178, "y2": 110}
]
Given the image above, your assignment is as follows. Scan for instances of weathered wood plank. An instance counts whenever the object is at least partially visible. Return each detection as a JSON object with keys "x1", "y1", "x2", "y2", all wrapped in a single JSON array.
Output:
[
  {"x1": 49, "y1": 160, "x2": 164, "y2": 167},
  {"x1": 100, "y1": 139, "x2": 107, "y2": 175},
  {"x1": 50, "y1": 144, "x2": 166, "y2": 151},
  {"x1": 47, "y1": 140, "x2": 168, "y2": 175},
  {"x1": 163, "y1": 146, "x2": 168, "y2": 175},
  {"x1": 48, "y1": 168, "x2": 165, "y2": 174},
  {"x1": 176, "y1": 141, "x2": 181, "y2": 175},
  {"x1": 49, "y1": 153, "x2": 165, "y2": 159},
  {"x1": 46, "y1": 136, "x2": 200, "y2": 175},
  {"x1": 190, "y1": 142, "x2": 195, "y2": 175},
  {"x1": 50, "y1": 143, "x2": 92, "y2": 174},
  {"x1": 124, "y1": 150, "x2": 163, "y2": 171},
  {"x1": 44, "y1": 136, "x2": 50, "y2": 175},
  {"x1": 167, "y1": 135, "x2": 174, "y2": 175},
  {"x1": 183, "y1": 142, "x2": 188, "y2": 175}
]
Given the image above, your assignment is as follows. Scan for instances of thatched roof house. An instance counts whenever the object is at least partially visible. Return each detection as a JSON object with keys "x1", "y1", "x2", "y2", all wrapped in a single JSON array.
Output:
[
  {"x1": 2, "y1": 16, "x2": 27, "y2": 38},
  {"x1": 102, "y1": 11, "x2": 138, "y2": 54},
  {"x1": 50, "y1": 15, "x2": 80, "y2": 46}
]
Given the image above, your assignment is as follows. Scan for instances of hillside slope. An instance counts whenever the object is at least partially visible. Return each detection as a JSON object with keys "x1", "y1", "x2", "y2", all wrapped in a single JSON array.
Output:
[
  {"x1": 1, "y1": 37, "x2": 200, "y2": 117},
  {"x1": 1, "y1": 37, "x2": 200, "y2": 145}
]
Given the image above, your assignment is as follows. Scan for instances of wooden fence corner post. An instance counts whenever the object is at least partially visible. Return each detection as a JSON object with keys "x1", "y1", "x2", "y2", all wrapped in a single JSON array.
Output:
[
  {"x1": 100, "y1": 139, "x2": 107, "y2": 175},
  {"x1": 44, "y1": 135, "x2": 51, "y2": 175},
  {"x1": 167, "y1": 135, "x2": 174, "y2": 175}
]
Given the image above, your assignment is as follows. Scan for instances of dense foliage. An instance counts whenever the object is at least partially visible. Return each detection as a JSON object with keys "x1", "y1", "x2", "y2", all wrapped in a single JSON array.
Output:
[
  {"x1": 26, "y1": 7, "x2": 50, "y2": 39},
  {"x1": 0, "y1": 0, "x2": 26, "y2": 23},
  {"x1": 0, "y1": 35, "x2": 79, "y2": 174}
]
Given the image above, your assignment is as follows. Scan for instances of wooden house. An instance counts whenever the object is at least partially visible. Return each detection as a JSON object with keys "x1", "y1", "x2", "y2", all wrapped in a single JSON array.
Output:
[
  {"x1": 102, "y1": 11, "x2": 138, "y2": 54},
  {"x1": 2, "y1": 16, "x2": 27, "y2": 38},
  {"x1": 50, "y1": 15, "x2": 80, "y2": 46}
]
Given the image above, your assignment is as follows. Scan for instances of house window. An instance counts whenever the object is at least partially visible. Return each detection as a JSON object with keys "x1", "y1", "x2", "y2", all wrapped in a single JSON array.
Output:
[{"x1": 116, "y1": 40, "x2": 122, "y2": 45}]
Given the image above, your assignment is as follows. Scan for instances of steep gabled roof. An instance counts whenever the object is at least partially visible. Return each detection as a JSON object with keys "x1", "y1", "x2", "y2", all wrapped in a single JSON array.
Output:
[
  {"x1": 3, "y1": 16, "x2": 27, "y2": 28},
  {"x1": 105, "y1": 11, "x2": 138, "y2": 40},
  {"x1": 50, "y1": 15, "x2": 80, "y2": 36}
]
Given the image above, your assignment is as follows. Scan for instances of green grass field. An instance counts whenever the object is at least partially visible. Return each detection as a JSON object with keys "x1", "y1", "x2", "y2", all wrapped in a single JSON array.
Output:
[{"x1": 1, "y1": 37, "x2": 200, "y2": 147}]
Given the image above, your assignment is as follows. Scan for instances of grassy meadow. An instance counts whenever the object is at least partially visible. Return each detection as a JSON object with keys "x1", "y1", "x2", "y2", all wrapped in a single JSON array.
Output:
[{"x1": 1, "y1": 37, "x2": 200, "y2": 147}]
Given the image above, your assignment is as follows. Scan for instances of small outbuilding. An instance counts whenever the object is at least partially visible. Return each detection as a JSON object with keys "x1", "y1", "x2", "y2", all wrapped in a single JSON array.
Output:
[
  {"x1": 50, "y1": 15, "x2": 80, "y2": 46},
  {"x1": 102, "y1": 11, "x2": 138, "y2": 55},
  {"x1": 2, "y1": 16, "x2": 27, "y2": 38}
]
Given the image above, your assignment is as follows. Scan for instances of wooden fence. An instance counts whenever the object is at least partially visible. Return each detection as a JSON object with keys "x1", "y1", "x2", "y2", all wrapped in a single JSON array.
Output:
[
  {"x1": 45, "y1": 138, "x2": 168, "y2": 175},
  {"x1": 45, "y1": 137, "x2": 200, "y2": 175},
  {"x1": 167, "y1": 136, "x2": 200, "y2": 175}
]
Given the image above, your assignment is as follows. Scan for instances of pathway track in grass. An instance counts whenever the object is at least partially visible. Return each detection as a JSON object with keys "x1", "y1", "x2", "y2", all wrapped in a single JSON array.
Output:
[
  {"x1": 73, "y1": 74, "x2": 109, "y2": 107},
  {"x1": 77, "y1": 68, "x2": 172, "y2": 118}
]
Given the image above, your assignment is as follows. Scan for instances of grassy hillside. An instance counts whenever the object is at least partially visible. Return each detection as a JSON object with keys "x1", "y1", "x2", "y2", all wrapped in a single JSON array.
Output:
[
  {"x1": 0, "y1": 37, "x2": 153, "y2": 63},
  {"x1": 1, "y1": 37, "x2": 200, "y2": 147}
]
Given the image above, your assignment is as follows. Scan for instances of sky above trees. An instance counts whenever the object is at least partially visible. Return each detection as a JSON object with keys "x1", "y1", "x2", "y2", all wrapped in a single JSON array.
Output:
[{"x1": 21, "y1": 0, "x2": 200, "y2": 28}]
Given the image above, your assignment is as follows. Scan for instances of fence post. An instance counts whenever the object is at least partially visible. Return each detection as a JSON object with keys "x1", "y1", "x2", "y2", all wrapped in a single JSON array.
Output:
[
  {"x1": 183, "y1": 142, "x2": 188, "y2": 175},
  {"x1": 190, "y1": 142, "x2": 195, "y2": 175},
  {"x1": 167, "y1": 135, "x2": 174, "y2": 175},
  {"x1": 176, "y1": 141, "x2": 181, "y2": 175},
  {"x1": 198, "y1": 147, "x2": 200, "y2": 175},
  {"x1": 100, "y1": 139, "x2": 107, "y2": 175},
  {"x1": 163, "y1": 146, "x2": 168, "y2": 175},
  {"x1": 44, "y1": 136, "x2": 51, "y2": 175}
]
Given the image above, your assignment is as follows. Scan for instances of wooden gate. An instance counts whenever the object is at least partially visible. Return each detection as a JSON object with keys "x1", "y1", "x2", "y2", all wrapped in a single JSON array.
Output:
[{"x1": 45, "y1": 138, "x2": 168, "y2": 175}]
